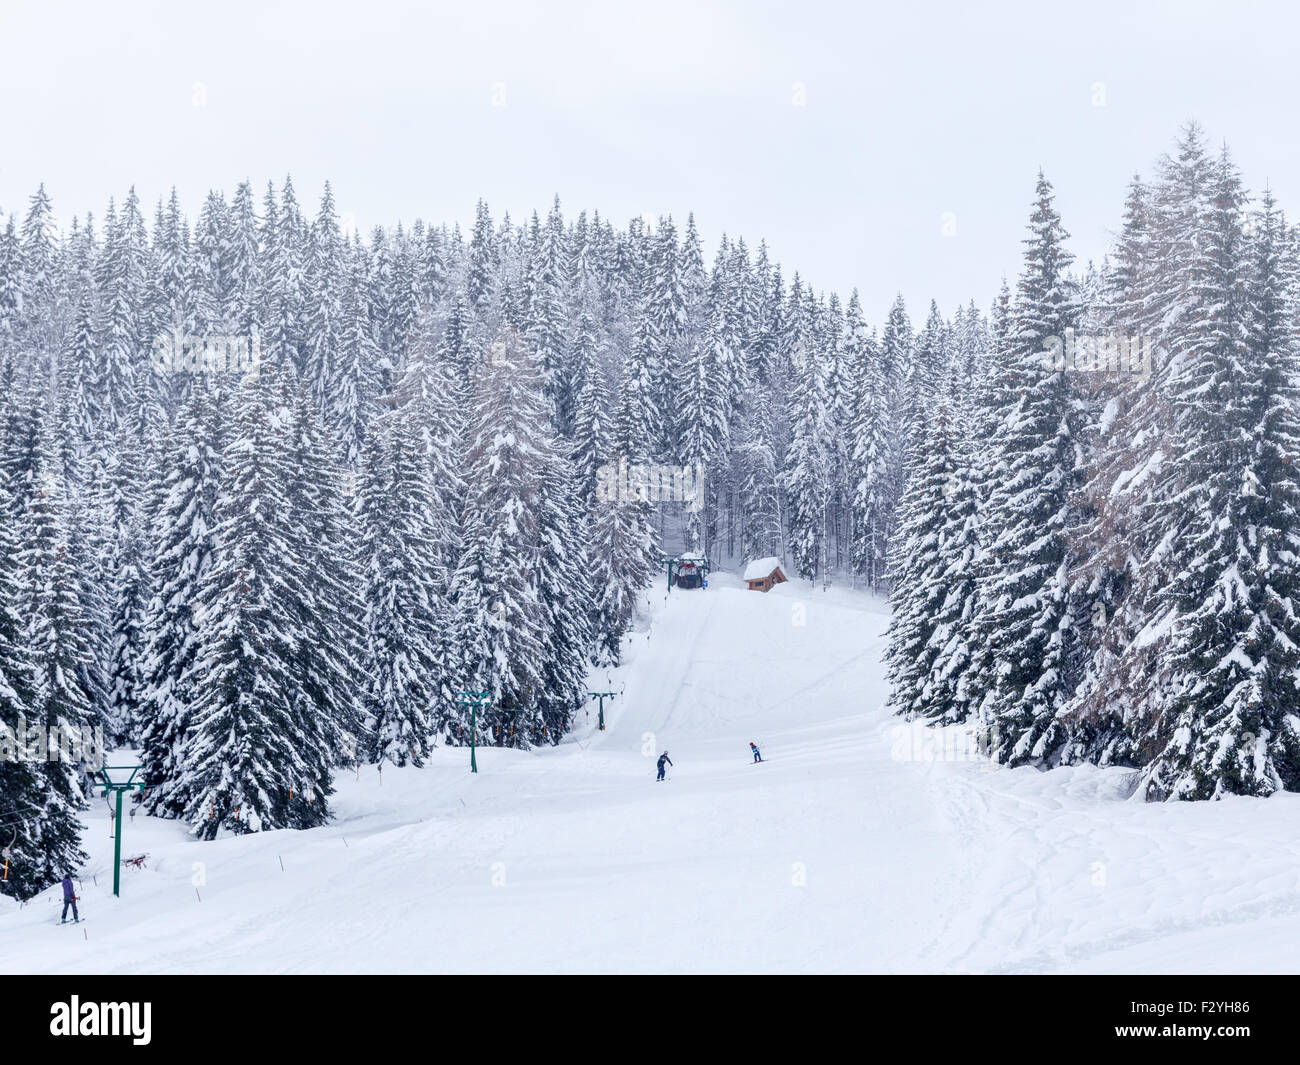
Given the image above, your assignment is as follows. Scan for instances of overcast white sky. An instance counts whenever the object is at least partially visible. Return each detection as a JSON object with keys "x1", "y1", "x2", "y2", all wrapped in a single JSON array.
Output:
[{"x1": 2, "y1": 0, "x2": 1296, "y2": 319}]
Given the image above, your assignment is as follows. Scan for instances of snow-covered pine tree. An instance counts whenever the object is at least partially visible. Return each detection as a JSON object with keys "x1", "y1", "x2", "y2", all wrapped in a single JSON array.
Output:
[
  {"x1": 60, "y1": 458, "x2": 112, "y2": 740},
  {"x1": 644, "y1": 216, "x2": 688, "y2": 455},
  {"x1": 524, "y1": 197, "x2": 573, "y2": 434},
  {"x1": 620, "y1": 310, "x2": 662, "y2": 464},
  {"x1": 534, "y1": 460, "x2": 594, "y2": 742},
  {"x1": 261, "y1": 179, "x2": 308, "y2": 373},
  {"x1": 587, "y1": 492, "x2": 655, "y2": 669},
  {"x1": 0, "y1": 547, "x2": 58, "y2": 899},
  {"x1": 280, "y1": 378, "x2": 365, "y2": 791},
  {"x1": 387, "y1": 225, "x2": 421, "y2": 381},
  {"x1": 745, "y1": 247, "x2": 781, "y2": 390},
  {"x1": 106, "y1": 492, "x2": 151, "y2": 746},
  {"x1": 732, "y1": 381, "x2": 784, "y2": 564},
  {"x1": 102, "y1": 408, "x2": 158, "y2": 748},
  {"x1": 678, "y1": 304, "x2": 730, "y2": 552},
  {"x1": 180, "y1": 366, "x2": 333, "y2": 837},
  {"x1": 387, "y1": 349, "x2": 465, "y2": 742},
  {"x1": 0, "y1": 373, "x2": 87, "y2": 899},
  {"x1": 886, "y1": 398, "x2": 965, "y2": 720},
  {"x1": 950, "y1": 299, "x2": 991, "y2": 416},
  {"x1": 571, "y1": 314, "x2": 611, "y2": 509},
  {"x1": 581, "y1": 343, "x2": 658, "y2": 668},
  {"x1": 367, "y1": 226, "x2": 400, "y2": 397},
  {"x1": 1142, "y1": 158, "x2": 1300, "y2": 798},
  {"x1": 328, "y1": 252, "x2": 379, "y2": 466},
  {"x1": 466, "y1": 199, "x2": 498, "y2": 322},
  {"x1": 192, "y1": 190, "x2": 231, "y2": 334},
  {"x1": 18, "y1": 184, "x2": 62, "y2": 363},
  {"x1": 909, "y1": 299, "x2": 950, "y2": 410},
  {"x1": 20, "y1": 450, "x2": 95, "y2": 884},
  {"x1": 933, "y1": 432, "x2": 984, "y2": 725},
  {"x1": 138, "y1": 382, "x2": 223, "y2": 818},
  {"x1": 416, "y1": 222, "x2": 448, "y2": 317},
  {"x1": 305, "y1": 183, "x2": 346, "y2": 417},
  {"x1": 96, "y1": 195, "x2": 145, "y2": 435},
  {"x1": 1054, "y1": 135, "x2": 1212, "y2": 771},
  {"x1": 443, "y1": 293, "x2": 477, "y2": 387},
  {"x1": 0, "y1": 216, "x2": 22, "y2": 347},
  {"x1": 356, "y1": 408, "x2": 445, "y2": 766},
  {"x1": 783, "y1": 338, "x2": 831, "y2": 582},
  {"x1": 449, "y1": 328, "x2": 555, "y2": 747},
  {"x1": 818, "y1": 293, "x2": 850, "y2": 568},
  {"x1": 61, "y1": 289, "x2": 100, "y2": 466},
  {"x1": 848, "y1": 323, "x2": 895, "y2": 590},
  {"x1": 863, "y1": 293, "x2": 912, "y2": 586},
  {"x1": 227, "y1": 181, "x2": 261, "y2": 346},
  {"x1": 150, "y1": 189, "x2": 192, "y2": 367},
  {"x1": 970, "y1": 171, "x2": 1083, "y2": 765}
]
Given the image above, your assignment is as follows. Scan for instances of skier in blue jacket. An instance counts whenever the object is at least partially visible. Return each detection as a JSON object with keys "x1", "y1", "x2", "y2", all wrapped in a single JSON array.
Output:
[
  {"x1": 750, "y1": 742, "x2": 762, "y2": 763},
  {"x1": 656, "y1": 751, "x2": 672, "y2": 781},
  {"x1": 61, "y1": 876, "x2": 79, "y2": 923}
]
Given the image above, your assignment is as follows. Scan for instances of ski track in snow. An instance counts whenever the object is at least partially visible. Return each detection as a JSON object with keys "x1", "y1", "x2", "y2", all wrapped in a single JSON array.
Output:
[{"x1": 5, "y1": 570, "x2": 1300, "y2": 973}]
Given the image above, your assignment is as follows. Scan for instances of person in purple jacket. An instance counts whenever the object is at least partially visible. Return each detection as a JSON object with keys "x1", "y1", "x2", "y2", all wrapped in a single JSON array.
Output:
[{"x1": 61, "y1": 875, "x2": 79, "y2": 923}]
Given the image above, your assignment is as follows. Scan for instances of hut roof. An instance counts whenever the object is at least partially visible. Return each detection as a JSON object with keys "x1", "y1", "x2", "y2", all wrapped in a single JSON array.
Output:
[{"x1": 743, "y1": 557, "x2": 784, "y2": 581}]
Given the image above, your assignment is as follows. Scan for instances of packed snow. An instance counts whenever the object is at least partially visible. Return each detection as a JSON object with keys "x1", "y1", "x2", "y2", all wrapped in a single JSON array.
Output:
[{"x1": 5, "y1": 572, "x2": 1299, "y2": 973}]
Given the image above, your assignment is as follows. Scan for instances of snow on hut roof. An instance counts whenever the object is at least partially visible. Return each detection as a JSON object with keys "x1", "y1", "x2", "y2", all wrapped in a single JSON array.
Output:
[{"x1": 743, "y1": 557, "x2": 783, "y2": 580}]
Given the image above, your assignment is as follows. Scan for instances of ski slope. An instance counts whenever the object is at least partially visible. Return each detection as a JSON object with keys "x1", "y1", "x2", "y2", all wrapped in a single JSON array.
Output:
[{"x1": 6, "y1": 571, "x2": 1300, "y2": 973}]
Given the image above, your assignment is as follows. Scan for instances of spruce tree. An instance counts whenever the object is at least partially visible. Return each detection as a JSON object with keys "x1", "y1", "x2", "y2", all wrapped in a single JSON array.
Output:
[
  {"x1": 1143, "y1": 159, "x2": 1300, "y2": 798},
  {"x1": 139, "y1": 384, "x2": 223, "y2": 817},
  {"x1": 449, "y1": 329, "x2": 557, "y2": 747},
  {"x1": 0, "y1": 384, "x2": 85, "y2": 898},
  {"x1": 972, "y1": 172, "x2": 1083, "y2": 766},
  {"x1": 571, "y1": 317, "x2": 612, "y2": 509},
  {"x1": 784, "y1": 343, "x2": 831, "y2": 581},
  {"x1": 356, "y1": 407, "x2": 446, "y2": 766},
  {"x1": 21, "y1": 462, "x2": 95, "y2": 884},
  {"x1": 180, "y1": 367, "x2": 333, "y2": 837},
  {"x1": 282, "y1": 378, "x2": 364, "y2": 753},
  {"x1": 886, "y1": 399, "x2": 981, "y2": 722}
]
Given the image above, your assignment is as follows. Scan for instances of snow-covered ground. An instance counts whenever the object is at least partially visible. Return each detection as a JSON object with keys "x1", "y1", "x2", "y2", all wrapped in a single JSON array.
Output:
[{"x1": 6, "y1": 571, "x2": 1300, "y2": 973}]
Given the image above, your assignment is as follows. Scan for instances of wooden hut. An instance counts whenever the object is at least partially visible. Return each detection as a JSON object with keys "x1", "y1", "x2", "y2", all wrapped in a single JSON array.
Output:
[{"x1": 743, "y1": 557, "x2": 787, "y2": 592}]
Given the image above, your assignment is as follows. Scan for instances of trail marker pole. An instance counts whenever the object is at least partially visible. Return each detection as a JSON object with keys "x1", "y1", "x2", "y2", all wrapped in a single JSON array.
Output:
[
  {"x1": 588, "y1": 691, "x2": 617, "y2": 731},
  {"x1": 98, "y1": 765, "x2": 145, "y2": 898},
  {"x1": 456, "y1": 692, "x2": 491, "y2": 774}
]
